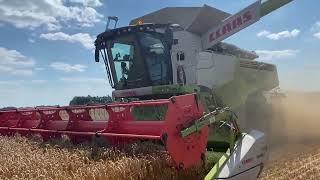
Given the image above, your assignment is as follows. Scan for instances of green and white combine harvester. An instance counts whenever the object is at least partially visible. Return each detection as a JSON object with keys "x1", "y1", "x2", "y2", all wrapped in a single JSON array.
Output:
[{"x1": 94, "y1": 0, "x2": 293, "y2": 179}]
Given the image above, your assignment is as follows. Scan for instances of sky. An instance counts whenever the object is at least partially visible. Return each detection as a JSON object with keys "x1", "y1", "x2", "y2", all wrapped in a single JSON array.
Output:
[{"x1": 0, "y1": 0, "x2": 319, "y2": 107}]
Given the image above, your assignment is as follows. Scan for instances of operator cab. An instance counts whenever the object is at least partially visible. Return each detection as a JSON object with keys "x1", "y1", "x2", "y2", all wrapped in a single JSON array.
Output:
[{"x1": 95, "y1": 24, "x2": 175, "y2": 91}]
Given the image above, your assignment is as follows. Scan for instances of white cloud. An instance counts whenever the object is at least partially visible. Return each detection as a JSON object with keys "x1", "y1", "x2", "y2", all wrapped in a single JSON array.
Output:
[
  {"x1": 35, "y1": 67, "x2": 45, "y2": 71},
  {"x1": 11, "y1": 69, "x2": 34, "y2": 76},
  {"x1": 0, "y1": 47, "x2": 35, "y2": 76},
  {"x1": 0, "y1": 80, "x2": 20, "y2": 86},
  {"x1": 50, "y1": 62, "x2": 87, "y2": 72},
  {"x1": 67, "y1": 0, "x2": 103, "y2": 7},
  {"x1": 40, "y1": 32, "x2": 95, "y2": 50},
  {"x1": 312, "y1": 21, "x2": 320, "y2": 40},
  {"x1": 0, "y1": 65, "x2": 13, "y2": 72},
  {"x1": 28, "y1": 39, "x2": 35, "y2": 43},
  {"x1": 257, "y1": 29, "x2": 300, "y2": 40},
  {"x1": 256, "y1": 30, "x2": 270, "y2": 37},
  {"x1": 60, "y1": 77, "x2": 106, "y2": 83},
  {"x1": 255, "y1": 49, "x2": 300, "y2": 61},
  {"x1": 0, "y1": 0, "x2": 103, "y2": 31},
  {"x1": 314, "y1": 32, "x2": 320, "y2": 40},
  {"x1": 0, "y1": 79, "x2": 47, "y2": 86},
  {"x1": 311, "y1": 21, "x2": 320, "y2": 32},
  {"x1": 0, "y1": 47, "x2": 35, "y2": 67},
  {"x1": 30, "y1": 80, "x2": 48, "y2": 84},
  {"x1": 0, "y1": 66, "x2": 34, "y2": 76}
]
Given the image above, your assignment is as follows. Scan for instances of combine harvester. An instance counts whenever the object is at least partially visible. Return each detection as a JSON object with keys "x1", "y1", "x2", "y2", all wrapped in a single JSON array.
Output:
[{"x1": 0, "y1": 0, "x2": 293, "y2": 179}]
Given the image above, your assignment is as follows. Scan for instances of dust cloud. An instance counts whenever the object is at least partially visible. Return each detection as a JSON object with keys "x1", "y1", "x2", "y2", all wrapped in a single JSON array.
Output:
[{"x1": 268, "y1": 92, "x2": 320, "y2": 160}]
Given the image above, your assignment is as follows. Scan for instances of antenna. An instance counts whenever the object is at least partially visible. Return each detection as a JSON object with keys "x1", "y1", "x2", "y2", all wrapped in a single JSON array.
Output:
[{"x1": 105, "y1": 16, "x2": 119, "y2": 31}]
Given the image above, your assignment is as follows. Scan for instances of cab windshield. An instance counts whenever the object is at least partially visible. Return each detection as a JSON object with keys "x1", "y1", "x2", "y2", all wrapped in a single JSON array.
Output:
[{"x1": 104, "y1": 32, "x2": 172, "y2": 90}]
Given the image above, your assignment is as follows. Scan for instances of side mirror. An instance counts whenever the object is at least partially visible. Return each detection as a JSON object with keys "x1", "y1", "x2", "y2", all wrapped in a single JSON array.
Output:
[{"x1": 95, "y1": 49, "x2": 100, "y2": 62}]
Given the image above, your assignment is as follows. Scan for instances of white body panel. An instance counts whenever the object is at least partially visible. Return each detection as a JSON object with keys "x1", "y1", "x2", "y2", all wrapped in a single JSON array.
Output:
[
  {"x1": 171, "y1": 31, "x2": 239, "y2": 89},
  {"x1": 171, "y1": 31, "x2": 202, "y2": 85},
  {"x1": 196, "y1": 51, "x2": 237, "y2": 89},
  {"x1": 217, "y1": 130, "x2": 268, "y2": 179}
]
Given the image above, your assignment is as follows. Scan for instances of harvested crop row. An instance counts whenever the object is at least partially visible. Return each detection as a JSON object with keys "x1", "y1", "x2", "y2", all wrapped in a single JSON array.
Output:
[
  {"x1": 260, "y1": 144, "x2": 320, "y2": 180},
  {"x1": 0, "y1": 135, "x2": 205, "y2": 180}
]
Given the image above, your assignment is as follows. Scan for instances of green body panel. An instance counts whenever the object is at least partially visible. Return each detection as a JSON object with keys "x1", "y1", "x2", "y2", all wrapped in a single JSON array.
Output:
[
  {"x1": 205, "y1": 150, "x2": 230, "y2": 180},
  {"x1": 206, "y1": 151, "x2": 226, "y2": 167},
  {"x1": 213, "y1": 61, "x2": 279, "y2": 110},
  {"x1": 179, "y1": 108, "x2": 242, "y2": 180},
  {"x1": 152, "y1": 84, "x2": 200, "y2": 95},
  {"x1": 130, "y1": 85, "x2": 199, "y2": 120},
  {"x1": 205, "y1": 133, "x2": 246, "y2": 180},
  {"x1": 180, "y1": 110, "x2": 223, "y2": 138},
  {"x1": 261, "y1": 0, "x2": 293, "y2": 17},
  {"x1": 180, "y1": 109, "x2": 238, "y2": 144},
  {"x1": 146, "y1": 61, "x2": 279, "y2": 113},
  {"x1": 132, "y1": 105, "x2": 167, "y2": 120},
  {"x1": 180, "y1": 108, "x2": 239, "y2": 153}
]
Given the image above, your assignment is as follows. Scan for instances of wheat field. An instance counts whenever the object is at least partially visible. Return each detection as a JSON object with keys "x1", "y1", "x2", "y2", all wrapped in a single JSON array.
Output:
[
  {"x1": 0, "y1": 135, "x2": 206, "y2": 180},
  {"x1": 260, "y1": 144, "x2": 320, "y2": 180},
  {"x1": 2, "y1": 135, "x2": 320, "y2": 180},
  {"x1": 1, "y1": 92, "x2": 320, "y2": 180}
]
